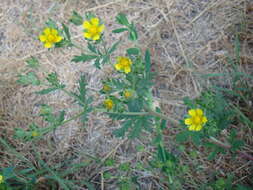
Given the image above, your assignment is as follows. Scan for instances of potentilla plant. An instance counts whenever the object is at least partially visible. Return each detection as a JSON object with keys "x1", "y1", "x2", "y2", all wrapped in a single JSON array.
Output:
[{"x1": 14, "y1": 11, "x2": 252, "y2": 189}]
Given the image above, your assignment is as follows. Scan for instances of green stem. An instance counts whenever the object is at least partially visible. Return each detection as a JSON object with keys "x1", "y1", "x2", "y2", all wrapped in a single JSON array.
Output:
[{"x1": 41, "y1": 110, "x2": 87, "y2": 135}]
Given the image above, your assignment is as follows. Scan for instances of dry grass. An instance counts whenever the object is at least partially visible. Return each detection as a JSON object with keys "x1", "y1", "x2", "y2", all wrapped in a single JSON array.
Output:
[{"x1": 0, "y1": 0, "x2": 252, "y2": 189}]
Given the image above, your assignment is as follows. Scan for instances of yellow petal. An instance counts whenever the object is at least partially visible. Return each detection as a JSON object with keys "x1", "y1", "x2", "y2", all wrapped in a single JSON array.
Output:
[
  {"x1": 44, "y1": 28, "x2": 51, "y2": 35},
  {"x1": 90, "y1": 17, "x2": 99, "y2": 26},
  {"x1": 195, "y1": 125, "x2": 202, "y2": 131},
  {"x1": 188, "y1": 109, "x2": 196, "y2": 117},
  {"x1": 51, "y1": 29, "x2": 58, "y2": 35},
  {"x1": 98, "y1": 24, "x2": 105, "y2": 32},
  {"x1": 188, "y1": 125, "x2": 196, "y2": 131},
  {"x1": 39, "y1": 35, "x2": 46, "y2": 42},
  {"x1": 196, "y1": 109, "x2": 203, "y2": 116},
  {"x1": 115, "y1": 63, "x2": 121, "y2": 70},
  {"x1": 92, "y1": 34, "x2": 100, "y2": 41},
  {"x1": 44, "y1": 42, "x2": 52, "y2": 48},
  {"x1": 83, "y1": 21, "x2": 91, "y2": 29},
  {"x1": 202, "y1": 116, "x2": 207, "y2": 124},
  {"x1": 84, "y1": 32, "x2": 92, "y2": 39},
  {"x1": 124, "y1": 66, "x2": 131, "y2": 73},
  {"x1": 55, "y1": 36, "x2": 63, "y2": 42},
  {"x1": 184, "y1": 118, "x2": 192, "y2": 125}
]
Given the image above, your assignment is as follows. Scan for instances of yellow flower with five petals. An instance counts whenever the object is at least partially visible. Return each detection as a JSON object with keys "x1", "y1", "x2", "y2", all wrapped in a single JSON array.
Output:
[
  {"x1": 83, "y1": 17, "x2": 105, "y2": 41},
  {"x1": 39, "y1": 28, "x2": 63, "y2": 48},
  {"x1": 114, "y1": 57, "x2": 133, "y2": 74},
  {"x1": 184, "y1": 108, "x2": 207, "y2": 131}
]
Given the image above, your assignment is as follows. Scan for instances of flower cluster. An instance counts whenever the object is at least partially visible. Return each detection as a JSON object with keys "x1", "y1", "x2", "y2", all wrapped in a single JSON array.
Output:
[
  {"x1": 114, "y1": 56, "x2": 133, "y2": 74},
  {"x1": 83, "y1": 17, "x2": 105, "y2": 41},
  {"x1": 184, "y1": 108, "x2": 207, "y2": 131},
  {"x1": 39, "y1": 28, "x2": 63, "y2": 48}
]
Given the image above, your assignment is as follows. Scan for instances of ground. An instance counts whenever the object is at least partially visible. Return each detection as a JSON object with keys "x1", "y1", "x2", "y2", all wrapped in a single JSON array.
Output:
[{"x1": 0, "y1": 0, "x2": 252, "y2": 189}]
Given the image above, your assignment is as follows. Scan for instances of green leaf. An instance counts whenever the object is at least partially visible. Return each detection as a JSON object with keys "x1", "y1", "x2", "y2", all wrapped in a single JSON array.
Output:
[
  {"x1": 129, "y1": 26, "x2": 138, "y2": 41},
  {"x1": 108, "y1": 40, "x2": 121, "y2": 54},
  {"x1": 36, "y1": 87, "x2": 58, "y2": 95},
  {"x1": 45, "y1": 18, "x2": 58, "y2": 29},
  {"x1": 119, "y1": 163, "x2": 131, "y2": 171},
  {"x1": 72, "y1": 54, "x2": 98, "y2": 63},
  {"x1": 145, "y1": 49, "x2": 151, "y2": 75},
  {"x1": 46, "y1": 72, "x2": 65, "y2": 88},
  {"x1": 126, "y1": 48, "x2": 140, "y2": 55},
  {"x1": 17, "y1": 72, "x2": 40, "y2": 86},
  {"x1": 112, "y1": 28, "x2": 128, "y2": 33},
  {"x1": 94, "y1": 57, "x2": 101, "y2": 69},
  {"x1": 25, "y1": 57, "x2": 40, "y2": 68},
  {"x1": 69, "y1": 11, "x2": 83, "y2": 26},
  {"x1": 176, "y1": 131, "x2": 189, "y2": 143},
  {"x1": 114, "y1": 120, "x2": 133, "y2": 137},
  {"x1": 160, "y1": 120, "x2": 167, "y2": 130},
  {"x1": 116, "y1": 13, "x2": 129, "y2": 26},
  {"x1": 62, "y1": 23, "x2": 71, "y2": 41},
  {"x1": 87, "y1": 42, "x2": 97, "y2": 53}
]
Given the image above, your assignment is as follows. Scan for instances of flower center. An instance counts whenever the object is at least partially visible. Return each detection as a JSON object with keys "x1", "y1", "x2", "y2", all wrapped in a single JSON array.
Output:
[
  {"x1": 193, "y1": 116, "x2": 201, "y2": 125},
  {"x1": 48, "y1": 34, "x2": 55, "y2": 42},
  {"x1": 89, "y1": 27, "x2": 99, "y2": 35}
]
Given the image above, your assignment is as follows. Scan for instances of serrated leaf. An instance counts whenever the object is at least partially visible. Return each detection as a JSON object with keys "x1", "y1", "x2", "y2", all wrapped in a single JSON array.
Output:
[
  {"x1": 25, "y1": 57, "x2": 40, "y2": 68},
  {"x1": 87, "y1": 42, "x2": 97, "y2": 53},
  {"x1": 36, "y1": 87, "x2": 58, "y2": 95},
  {"x1": 113, "y1": 120, "x2": 132, "y2": 137},
  {"x1": 116, "y1": 13, "x2": 129, "y2": 26},
  {"x1": 72, "y1": 54, "x2": 98, "y2": 63},
  {"x1": 126, "y1": 48, "x2": 140, "y2": 55},
  {"x1": 69, "y1": 11, "x2": 83, "y2": 26},
  {"x1": 46, "y1": 72, "x2": 65, "y2": 88},
  {"x1": 17, "y1": 72, "x2": 40, "y2": 86},
  {"x1": 62, "y1": 23, "x2": 71, "y2": 41},
  {"x1": 128, "y1": 118, "x2": 144, "y2": 138},
  {"x1": 112, "y1": 28, "x2": 128, "y2": 33}
]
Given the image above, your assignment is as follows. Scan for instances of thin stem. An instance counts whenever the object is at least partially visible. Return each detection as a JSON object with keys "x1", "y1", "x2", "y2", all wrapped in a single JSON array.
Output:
[{"x1": 42, "y1": 110, "x2": 87, "y2": 135}]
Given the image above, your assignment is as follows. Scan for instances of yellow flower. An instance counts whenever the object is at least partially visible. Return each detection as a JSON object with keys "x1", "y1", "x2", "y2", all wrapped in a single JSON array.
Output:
[
  {"x1": 184, "y1": 108, "x2": 208, "y2": 131},
  {"x1": 83, "y1": 17, "x2": 105, "y2": 41},
  {"x1": 104, "y1": 98, "x2": 114, "y2": 110},
  {"x1": 0, "y1": 175, "x2": 4, "y2": 184},
  {"x1": 102, "y1": 84, "x2": 111, "y2": 93},
  {"x1": 123, "y1": 90, "x2": 133, "y2": 99},
  {"x1": 32, "y1": 131, "x2": 39, "y2": 137},
  {"x1": 114, "y1": 57, "x2": 133, "y2": 74},
  {"x1": 39, "y1": 28, "x2": 63, "y2": 48}
]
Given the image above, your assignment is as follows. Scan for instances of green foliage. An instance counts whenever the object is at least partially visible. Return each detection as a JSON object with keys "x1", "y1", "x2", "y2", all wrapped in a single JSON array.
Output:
[
  {"x1": 25, "y1": 57, "x2": 40, "y2": 69},
  {"x1": 11, "y1": 11, "x2": 252, "y2": 190},
  {"x1": 72, "y1": 54, "x2": 98, "y2": 63},
  {"x1": 17, "y1": 72, "x2": 40, "y2": 86},
  {"x1": 69, "y1": 11, "x2": 83, "y2": 26},
  {"x1": 113, "y1": 13, "x2": 138, "y2": 41}
]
